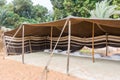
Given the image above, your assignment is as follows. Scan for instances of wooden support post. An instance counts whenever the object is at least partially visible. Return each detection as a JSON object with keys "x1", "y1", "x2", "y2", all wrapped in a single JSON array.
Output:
[
  {"x1": 106, "y1": 33, "x2": 108, "y2": 56},
  {"x1": 43, "y1": 19, "x2": 69, "y2": 80},
  {"x1": 45, "y1": 66, "x2": 48, "y2": 80},
  {"x1": 2, "y1": 35, "x2": 7, "y2": 59},
  {"x1": 3, "y1": 25, "x2": 22, "y2": 56},
  {"x1": 50, "y1": 27, "x2": 53, "y2": 52},
  {"x1": 92, "y1": 23, "x2": 95, "y2": 63},
  {"x1": 22, "y1": 25, "x2": 25, "y2": 64},
  {"x1": 67, "y1": 20, "x2": 71, "y2": 75}
]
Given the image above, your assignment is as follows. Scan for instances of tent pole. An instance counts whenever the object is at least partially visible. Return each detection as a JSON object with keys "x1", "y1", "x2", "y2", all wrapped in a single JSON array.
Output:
[
  {"x1": 43, "y1": 19, "x2": 69, "y2": 80},
  {"x1": 67, "y1": 20, "x2": 71, "y2": 75},
  {"x1": 50, "y1": 27, "x2": 53, "y2": 52},
  {"x1": 106, "y1": 33, "x2": 108, "y2": 56},
  {"x1": 2, "y1": 34, "x2": 7, "y2": 59},
  {"x1": 3, "y1": 25, "x2": 22, "y2": 57},
  {"x1": 22, "y1": 25, "x2": 25, "y2": 64},
  {"x1": 44, "y1": 19, "x2": 68, "y2": 69},
  {"x1": 92, "y1": 23, "x2": 95, "y2": 63}
]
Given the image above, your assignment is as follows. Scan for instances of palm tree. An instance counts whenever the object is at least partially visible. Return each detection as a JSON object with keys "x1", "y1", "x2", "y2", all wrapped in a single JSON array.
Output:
[
  {"x1": 85, "y1": 0, "x2": 117, "y2": 18},
  {"x1": 0, "y1": 9, "x2": 7, "y2": 26}
]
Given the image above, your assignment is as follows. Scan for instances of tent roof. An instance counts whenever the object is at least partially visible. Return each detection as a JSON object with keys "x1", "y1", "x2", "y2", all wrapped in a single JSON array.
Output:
[{"x1": 4, "y1": 16, "x2": 120, "y2": 37}]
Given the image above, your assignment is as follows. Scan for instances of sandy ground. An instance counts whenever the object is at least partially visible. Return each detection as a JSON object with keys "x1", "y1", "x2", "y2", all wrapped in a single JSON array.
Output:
[
  {"x1": 0, "y1": 56, "x2": 81, "y2": 80},
  {"x1": 6, "y1": 52, "x2": 120, "y2": 80}
]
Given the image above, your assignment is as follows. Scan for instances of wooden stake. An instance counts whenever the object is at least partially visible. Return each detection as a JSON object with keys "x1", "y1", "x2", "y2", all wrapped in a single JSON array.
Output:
[
  {"x1": 22, "y1": 25, "x2": 25, "y2": 64},
  {"x1": 92, "y1": 23, "x2": 95, "y2": 63},
  {"x1": 67, "y1": 20, "x2": 71, "y2": 75},
  {"x1": 106, "y1": 33, "x2": 108, "y2": 56},
  {"x1": 50, "y1": 27, "x2": 53, "y2": 52},
  {"x1": 45, "y1": 66, "x2": 48, "y2": 80}
]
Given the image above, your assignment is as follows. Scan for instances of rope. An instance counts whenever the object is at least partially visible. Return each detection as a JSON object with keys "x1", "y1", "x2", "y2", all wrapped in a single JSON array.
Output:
[
  {"x1": 4, "y1": 25, "x2": 23, "y2": 55},
  {"x1": 40, "y1": 19, "x2": 69, "y2": 80},
  {"x1": 45, "y1": 19, "x2": 69, "y2": 68}
]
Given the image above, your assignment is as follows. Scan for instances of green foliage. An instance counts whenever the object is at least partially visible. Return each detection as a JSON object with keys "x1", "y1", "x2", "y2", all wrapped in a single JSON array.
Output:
[
  {"x1": 51, "y1": 0, "x2": 120, "y2": 20},
  {"x1": 0, "y1": 0, "x2": 119, "y2": 29},
  {"x1": 112, "y1": 0, "x2": 120, "y2": 18},
  {"x1": 13, "y1": 0, "x2": 33, "y2": 18},
  {"x1": 88, "y1": 0, "x2": 117, "y2": 18},
  {"x1": 0, "y1": 0, "x2": 6, "y2": 7},
  {"x1": 31, "y1": 5, "x2": 48, "y2": 22},
  {"x1": 51, "y1": 0, "x2": 99, "y2": 20},
  {"x1": 0, "y1": 9, "x2": 7, "y2": 26},
  {"x1": 3, "y1": 11, "x2": 20, "y2": 28},
  {"x1": 80, "y1": 49, "x2": 91, "y2": 54},
  {"x1": 50, "y1": 0, "x2": 65, "y2": 20},
  {"x1": 0, "y1": 0, "x2": 50, "y2": 29}
]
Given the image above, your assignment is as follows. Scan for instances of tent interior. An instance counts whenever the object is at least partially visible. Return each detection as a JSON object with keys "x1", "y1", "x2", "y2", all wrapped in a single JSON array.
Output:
[{"x1": 3, "y1": 17, "x2": 120, "y2": 55}]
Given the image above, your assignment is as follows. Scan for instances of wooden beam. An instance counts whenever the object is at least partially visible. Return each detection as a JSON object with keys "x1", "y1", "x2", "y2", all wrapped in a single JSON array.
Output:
[
  {"x1": 43, "y1": 19, "x2": 69, "y2": 80},
  {"x1": 4, "y1": 25, "x2": 22, "y2": 56},
  {"x1": 45, "y1": 19, "x2": 68, "y2": 68},
  {"x1": 92, "y1": 23, "x2": 95, "y2": 63},
  {"x1": 50, "y1": 27, "x2": 53, "y2": 52},
  {"x1": 2, "y1": 34, "x2": 7, "y2": 59},
  {"x1": 97, "y1": 24, "x2": 106, "y2": 32},
  {"x1": 22, "y1": 25, "x2": 25, "y2": 64},
  {"x1": 67, "y1": 20, "x2": 71, "y2": 75}
]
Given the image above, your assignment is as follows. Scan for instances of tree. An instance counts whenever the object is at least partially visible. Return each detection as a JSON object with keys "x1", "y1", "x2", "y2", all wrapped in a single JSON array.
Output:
[
  {"x1": 50, "y1": 0, "x2": 65, "y2": 20},
  {"x1": 0, "y1": 0, "x2": 7, "y2": 27},
  {"x1": 12, "y1": 0, "x2": 33, "y2": 19},
  {"x1": 0, "y1": 0, "x2": 6, "y2": 7},
  {"x1": 12, "y1": 0, "x2": 49, "y2": 22},
  {"x1": 50, "y1": 0, "x2": 100, "y2": 20},
  {"x1": 3, "y1": 11, "x2": 20, "y2": 28},
  {"x1": 112, "y1": 0, "x2": 120, "y2": 18},
  {"x1": 0, "y1": 0, "x2": 50, "y2": 29},
  {"x1": 0, "y1": 9, "x2": 7, "y2": 26},
  {"x1": 31, "y1": 5, "x2": 48, "y2": 22},
  {"x1": 87, "y1": 0, "x2": 117, "y2": 18}
]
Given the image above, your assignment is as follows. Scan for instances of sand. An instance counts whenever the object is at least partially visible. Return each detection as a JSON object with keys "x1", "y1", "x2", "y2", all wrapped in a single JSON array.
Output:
[
  {"x1": 6, "y1": 52, "x2": 120, "y2": 80},
  {"x1": 0, "y1": 31, "x2": 82, "y2": 80},
  {"x1": 0, "y1": 56, "x2": 81, "y2": 80}
]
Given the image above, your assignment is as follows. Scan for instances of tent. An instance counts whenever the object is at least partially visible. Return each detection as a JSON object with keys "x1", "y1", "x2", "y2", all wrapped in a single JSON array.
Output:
[
  {"x1": 4, "y1": 16, "x2": 120, "y2": 52},
  {"x1": 3, "y1": 16, "x2": 120, "y2": 74}
]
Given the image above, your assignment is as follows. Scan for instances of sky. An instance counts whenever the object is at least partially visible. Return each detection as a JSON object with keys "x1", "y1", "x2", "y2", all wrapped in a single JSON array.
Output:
[{"x1": 7, "y1": 0, "x2": 53, "y2": 11}]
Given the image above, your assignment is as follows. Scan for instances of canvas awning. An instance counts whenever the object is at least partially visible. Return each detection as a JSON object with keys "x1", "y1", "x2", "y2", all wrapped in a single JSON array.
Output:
[{"x1": 4, "y1": 16, "x2": 120, "y2": 38}]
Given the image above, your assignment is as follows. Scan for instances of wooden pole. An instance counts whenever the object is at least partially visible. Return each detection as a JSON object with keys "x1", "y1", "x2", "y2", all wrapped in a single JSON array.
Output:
[
  {"x1": 2, "y1": 34, "x2": 7, "y2": 55},
  {"x1": 3, "y1": 25, "x2": 22, "y2": 56},
  {"x1": 67, "y1": 20, "x2": 71, "y2": 75},
  {"x1": 43, "y1": 19, "x2": 69, "y2": 80},
  {"x1": 45, "y1": 19, "x2": 68, "y2": 69},
  {"x1": 92, "y1": 23, "x2": 95, "y2": 63},
  {"x1": 22, "y1": 25, "x2": 25, "y2": 64},
  {"x1": 50, "y1": 27, "x2": 53, "y2": 52},
  {"x1": 106, "y1": 33, "x2": 108, "y2": 56},
  {"x1": 2, "y1": 35, "x2": 7, "y2": 59}
]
